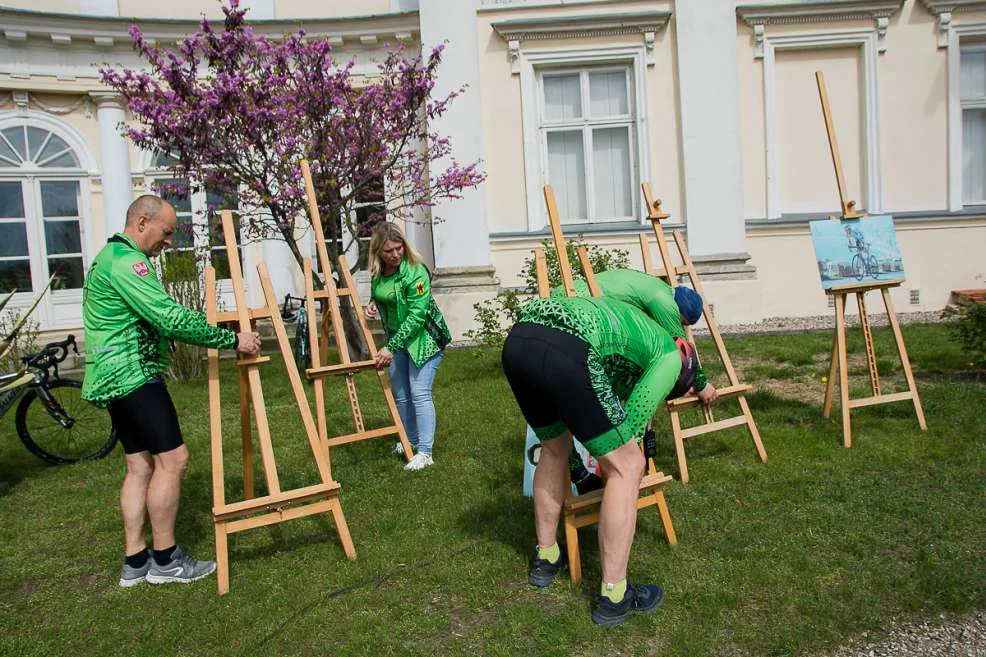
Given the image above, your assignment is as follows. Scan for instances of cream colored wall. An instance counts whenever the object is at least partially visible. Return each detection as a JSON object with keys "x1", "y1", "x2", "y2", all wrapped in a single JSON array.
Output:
[
  {"x1": 750, "y1": 219, "x2": 986, "y2": 318},
  {"x1": 0, "y1": 0, "x2": 79, "y2": 12},
  {"x1": 276, "y1": 0, "x2": 392, "y2": 19},
  {"x1": 777, "y1": 46, "x2": 863, "y2": 214},
  {"x1": 476, "y1": 2, "x2": 680, "y2": 237},
  {"x1": 738, "y1": 19, "x2": 766, "y2": 220},
  {"x1": 879, "y1": 2, "x2": 948, "y2": 212}
]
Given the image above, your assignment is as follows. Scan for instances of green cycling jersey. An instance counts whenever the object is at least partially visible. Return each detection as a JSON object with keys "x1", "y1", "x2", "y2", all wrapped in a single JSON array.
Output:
[
  {"x1": 518, "y1": 295, "x2": 681, "y2": 449},
  {"x1": 81, "y1": 233, "x2": 236, "y2": 407},
  {"x1": 554, "y1": 268, "x2": 708, "y2": 392}
]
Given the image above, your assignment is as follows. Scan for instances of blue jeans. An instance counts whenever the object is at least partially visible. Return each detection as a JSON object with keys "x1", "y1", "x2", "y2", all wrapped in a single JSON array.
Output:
[{"x1": 389, "y1": 350, "x2": 443, "y2": 455}]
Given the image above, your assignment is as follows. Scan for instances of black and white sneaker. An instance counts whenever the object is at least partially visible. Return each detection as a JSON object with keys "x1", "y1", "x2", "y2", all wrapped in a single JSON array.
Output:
[
  {"x1": 591, "y1": 583, "x2": 665, "y2": 628},
  {"x1": 528, "y1": 550, "x2": 567, "y2": 588}
]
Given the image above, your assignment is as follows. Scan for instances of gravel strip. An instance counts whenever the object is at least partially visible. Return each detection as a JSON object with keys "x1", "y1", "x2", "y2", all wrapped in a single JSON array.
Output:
[
  {"x1": 815, "y1": 611, "x2": 986, "y2": 657},
  {"x1": 699, "y1": 311, "x2": 947, "y2": 337}
]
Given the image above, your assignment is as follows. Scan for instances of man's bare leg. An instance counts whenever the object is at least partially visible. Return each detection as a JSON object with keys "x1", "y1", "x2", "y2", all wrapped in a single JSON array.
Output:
[
  {"x1": 146, "y1": 444, "x2": 189, "y2": 551},
  {"x1": 533, "y1": 431, "x2": 573, "y2": 548},
  {"x1": 597, "y1": 440, "x2": 645, "y2": 584},
  {"x1": 121, "y1": 451, "x2": 154, "y2": 555}
]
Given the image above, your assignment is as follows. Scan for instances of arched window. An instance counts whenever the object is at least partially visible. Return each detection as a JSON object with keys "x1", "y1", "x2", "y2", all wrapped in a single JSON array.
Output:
[{"x1": 0, "y1": 122, "x2": 89, "y2": 327}]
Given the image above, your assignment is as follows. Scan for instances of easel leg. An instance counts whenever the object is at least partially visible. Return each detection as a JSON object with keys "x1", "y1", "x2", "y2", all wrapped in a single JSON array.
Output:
[
  {"x1": 215, "y1": 523, "x2": 229, "y2": 596},
  {"x1": 669, "y1": 409, "x2": 689, "y2": 483},
  {"x1": 239, "y1": 368, "x2": 254, "y2": 499},
  {"x1": 564, "y1": 516, "x2": 582, "y2": 583},
  {"x1": 738, "y1": 396, "x2": 767, "y2": 463},
  {"x1": 823, "y1": 326, "x2": 838, "y2": 418},
  {"x1": 329, "y1": 499, "x2": 357, "y2": 560},
  {"x1": 856, "y1": 292, "x2": 881, "y2": 396},
  {"x1": 835, "y1": 293, "x2": 852, "y2": 448},
  {"x1": 653, "y1": 491, "x2": 677, "y2": 545},
  {"x1": 376, "y1": 370, "x2": 414, "y2": 461},
  {"x1": 882, "y1": 289, "x2": 928, "y2": 430}
]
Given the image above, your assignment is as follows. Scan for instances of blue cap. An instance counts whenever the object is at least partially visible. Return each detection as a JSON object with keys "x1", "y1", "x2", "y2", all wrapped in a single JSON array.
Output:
[{"x1": 674, "y1": 286, "x2": 703, "y2": 325}]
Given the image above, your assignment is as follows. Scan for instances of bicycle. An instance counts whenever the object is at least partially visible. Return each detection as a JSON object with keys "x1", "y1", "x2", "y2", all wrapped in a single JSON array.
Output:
[
  {"x1": 280, "y1": 293, "x2": 311, "y2": 373},
  {"x1": 0, "y1": 335, "x2": 117, "y2": 465},
  {"x1": 849, "y1": 243, "x2": 880, "y2": 281}
]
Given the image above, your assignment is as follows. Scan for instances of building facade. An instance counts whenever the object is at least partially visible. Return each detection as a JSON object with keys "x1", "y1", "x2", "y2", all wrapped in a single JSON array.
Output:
[{"x1": 1, "y1": 0, "x2": 984, "y2": 341}]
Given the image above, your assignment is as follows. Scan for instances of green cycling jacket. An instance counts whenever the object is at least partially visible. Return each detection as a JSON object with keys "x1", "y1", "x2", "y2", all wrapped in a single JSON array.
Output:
[
  {"x1": 81, "y1": 233, "x2": 236, "y2": 407},
  {"x1": 554, "y1": 268, "x2": 708, "y2": 392},
  {"x1": 518, "y1": 295, "x2": 681, "y2": 450},
  {"x1": 371, "y1": 259, "x2": 451, "y2": 368}
]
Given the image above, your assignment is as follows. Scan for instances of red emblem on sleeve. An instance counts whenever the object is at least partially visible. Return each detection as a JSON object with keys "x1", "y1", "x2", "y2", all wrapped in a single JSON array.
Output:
[
  {"x1": 132, "y1": 262, "x2": 150, "y2": 277},
  {"x1": 415, "y1": 281, "x2": 425, "y2": 296}
]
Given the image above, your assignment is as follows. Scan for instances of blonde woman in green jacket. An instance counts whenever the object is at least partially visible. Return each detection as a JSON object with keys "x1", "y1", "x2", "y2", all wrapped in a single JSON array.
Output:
[{"x1": 366, "y1": 222, "x2": 451, "y2": 471}]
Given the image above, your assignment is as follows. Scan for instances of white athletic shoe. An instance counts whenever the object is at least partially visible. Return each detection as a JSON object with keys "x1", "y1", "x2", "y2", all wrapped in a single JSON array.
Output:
[
  {"x1": 404, "y1": 453, "x2": 434, "y2": 471},
  {"x1": 393, "y1": 442, "x2": 405, "y2": 456}
]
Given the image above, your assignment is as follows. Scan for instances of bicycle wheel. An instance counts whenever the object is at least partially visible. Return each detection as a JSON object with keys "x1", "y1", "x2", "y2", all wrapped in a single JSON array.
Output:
[
  {"x1": 852, "y1": 254, "x2": 865, "y2": 280},
  {"x1": 867, "y1": 254, "x2": 879, "y2": 278},
  {"x1": 294, "y1": 312, "x2": 311, "y2": 373},
  {"x1": 15, "y1": 379, "x2": 117, "y2": 465}
]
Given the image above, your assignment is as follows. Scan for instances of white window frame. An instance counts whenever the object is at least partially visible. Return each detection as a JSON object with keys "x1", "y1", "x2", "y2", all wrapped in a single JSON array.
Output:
[
  {"x1": 948, "y1": 23, "x2": 986, "y2": 211},
  {"x1": 957, "y1": 41, "x2": 986, "y2": 205},
  {"x1": 519, "y1": 45, "x2": 650, "y2": 232},
  {"x1": 760, "y1": 29, "x2": 883, "y2": 219},
  {"x1": 536, "y1": 64, "x2": 638, "y2": 226},
  {"x1": 0, "y1": 113, "x2": 95, "y2": 329}
]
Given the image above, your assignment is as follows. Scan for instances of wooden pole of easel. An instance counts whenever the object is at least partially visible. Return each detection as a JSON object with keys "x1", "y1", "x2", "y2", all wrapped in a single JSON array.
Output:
[
  {"x1": 815, "y1": 71, "x2": 926, "y2": 447},
  {"x1": 537, "y1": 184, "x2": 676, "y2": 584},
  {"x1": 299, "y1": 159, "x2": 413, "y2": 460},
  {"x1": 207, "y1": 210, "x2": 355, "y2": 595},
  {"x1": 639, "y1": 184, "x2": 766, "y2": 483}
]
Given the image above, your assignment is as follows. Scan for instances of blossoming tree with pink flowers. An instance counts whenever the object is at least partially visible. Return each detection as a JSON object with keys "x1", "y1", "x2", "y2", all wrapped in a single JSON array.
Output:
[{"x1": 100, "y1": 0, "x2": 485, "y2": 284}]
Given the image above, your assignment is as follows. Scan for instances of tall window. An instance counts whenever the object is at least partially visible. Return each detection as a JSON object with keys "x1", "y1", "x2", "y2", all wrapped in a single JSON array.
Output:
[
  {"x1": 0, "y1": 125, "x2": 86, "y2": 297},
  {"x1": 961, "y1": 46, "x2": 986, "y2": 204},
  {"x1": 149, "y1": 153, "x2": 240, "y2": 280},
  {"x1": 539, "y1": 66, "x2": 637, "y2": 224}
]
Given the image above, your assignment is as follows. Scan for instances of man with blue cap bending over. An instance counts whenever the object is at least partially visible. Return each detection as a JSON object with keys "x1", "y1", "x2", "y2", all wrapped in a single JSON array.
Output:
[{"x1": 554, "y1": 269, "x2": 717, "y2": 494}]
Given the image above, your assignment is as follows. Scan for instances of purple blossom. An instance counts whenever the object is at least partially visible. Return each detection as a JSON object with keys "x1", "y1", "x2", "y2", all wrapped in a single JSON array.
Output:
[{"x1": 99, "y1": 0, "x2": 485, "y2": 279}]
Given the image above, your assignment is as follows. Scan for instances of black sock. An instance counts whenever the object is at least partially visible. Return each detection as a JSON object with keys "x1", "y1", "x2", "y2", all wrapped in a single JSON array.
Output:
[
  {"x1": 153, "y1": 545, "x2": 177, "y2": 566},
  {"x1": 125, "y1": 549, "x2": 149, "y2": 569}
]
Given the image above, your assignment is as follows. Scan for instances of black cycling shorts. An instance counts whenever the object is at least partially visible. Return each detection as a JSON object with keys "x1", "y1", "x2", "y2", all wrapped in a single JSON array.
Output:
[
  {"x1": 501, "y1": 323, "x2": 629, "y2": 456},
  {"x1": 107, "y1": 380, "x2": 184, "y2": 455}
]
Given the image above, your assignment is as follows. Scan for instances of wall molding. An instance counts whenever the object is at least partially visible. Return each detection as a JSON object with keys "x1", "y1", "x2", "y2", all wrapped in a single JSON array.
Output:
[
  {"x1": 492, "y1": 11, "x2": 670, "y2": 71},
  {"x1": 759, "y1": 30, "x2": 882, "y2": 219},
  {"x1": 920, "y1": 1, "x2": 986, "y2": 47},
  {"x1": 738, "y1": 1, "x2": 904, "y2": 55}
]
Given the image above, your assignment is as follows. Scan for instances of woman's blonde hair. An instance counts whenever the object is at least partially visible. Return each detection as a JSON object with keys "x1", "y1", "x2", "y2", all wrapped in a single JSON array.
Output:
[{"x1": 368, "y1": 221, "x2": 422, "y2": 278}]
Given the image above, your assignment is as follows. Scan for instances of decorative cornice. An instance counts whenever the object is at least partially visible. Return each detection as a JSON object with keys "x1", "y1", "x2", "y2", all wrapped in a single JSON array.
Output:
[
  {"x1": 919, "y1": 1, "x2": 986, "y2": 47},
  {"x1": 492, "y1": 11, "x2": 670, "y2": 41},
  {"x1": 0, "y1": 6, "x2": 420, "y2": 52},
  {"x1": 737, "y1": 0, "x2": 904, "y2": 25},
  {"x1": 919, "y1": 0, "x2": 986, "y2": 13},
  {"x1": 491, "y1": 11, "x2": 670, "y2": 71},
  {"x1": 738, "y1": 1, "x2": 904, "y2": 55}
]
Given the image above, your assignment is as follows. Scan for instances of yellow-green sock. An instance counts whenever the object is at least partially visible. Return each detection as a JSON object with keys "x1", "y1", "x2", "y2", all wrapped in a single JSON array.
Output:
[
  {"x1": 536, "y1": 542, "x2": 560, "y2": 564},
  {"x1": 600, "y1": 579, "x2": 628, "y2": 603}
]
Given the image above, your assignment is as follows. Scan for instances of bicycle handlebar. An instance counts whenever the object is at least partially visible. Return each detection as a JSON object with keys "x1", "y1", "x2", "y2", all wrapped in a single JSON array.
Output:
[{"x1": 22, "y1": 334, "x2": 77, "y2": 370}]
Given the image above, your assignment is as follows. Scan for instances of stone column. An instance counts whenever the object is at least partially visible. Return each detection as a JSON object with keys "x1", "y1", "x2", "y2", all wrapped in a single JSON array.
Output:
[
  {"x1": 673, "y1": 0, "x2": 760, "y2": 323},
  {"x1": 93, "y1": 93, "x2": 132, "y2": 239},
  {"x1": 418, "y1": 0, "x2": 499, "y2": 341}
]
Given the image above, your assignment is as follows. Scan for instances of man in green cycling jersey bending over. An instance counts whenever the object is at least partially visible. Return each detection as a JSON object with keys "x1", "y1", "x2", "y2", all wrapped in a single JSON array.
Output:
[
  {"x1": 82, "y1": 195, "x2": 260, "y2": 588},
  {"x1": 501, "y1": 295, "x2": 697, "y2": 627},
  {"x1": 556, "y1": 268, "x2": 715, "y2": 494}
]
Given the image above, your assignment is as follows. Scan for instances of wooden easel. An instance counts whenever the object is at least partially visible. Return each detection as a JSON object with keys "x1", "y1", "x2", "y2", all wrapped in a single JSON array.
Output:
[
  {"x1": 298, "y1": 160, "x2": 413, "y2": 460},
  {"x1": 536, "y1": 185, "x2": 677, "y2": 584},
  {"x1": 637, "y1": 183, "x2": 767, "y2": 483},
  {"x1": 815, "y1": 71, "x2": 927, "y2": 447},
  {"x1": 207, "y1": 210, "x2": 355, "y2": 595}
]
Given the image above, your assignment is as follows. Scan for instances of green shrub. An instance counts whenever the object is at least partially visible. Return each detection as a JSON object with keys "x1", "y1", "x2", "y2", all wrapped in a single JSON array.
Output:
[
  {"x1": 161, "y1": 250, "x2": 207, "y2": 381},
  {"x1": 465, "y1": 235, "x2": 631, "y2": 349},
  {"x1": 0, "y1": 309, "x2": 40, "y2": 374},
  {"x1": 943, "y1": 299, "x2": 986, "y2": 366}
]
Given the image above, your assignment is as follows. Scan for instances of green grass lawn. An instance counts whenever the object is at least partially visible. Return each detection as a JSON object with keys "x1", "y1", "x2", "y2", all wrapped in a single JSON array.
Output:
[{"x1": 1, "y1": 323, "x2": 984, "y2": 657}]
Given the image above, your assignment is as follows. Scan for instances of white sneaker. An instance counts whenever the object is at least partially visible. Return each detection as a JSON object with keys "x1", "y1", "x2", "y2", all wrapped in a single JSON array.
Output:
[
  {"x1": 404, "y1": 452, "x2": 434, "y2": 471},
  {"x1": 393, "y1": 442, "x2": 405, "y2": 456}
]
